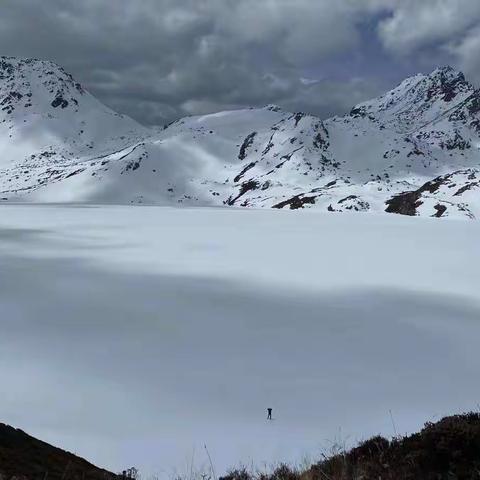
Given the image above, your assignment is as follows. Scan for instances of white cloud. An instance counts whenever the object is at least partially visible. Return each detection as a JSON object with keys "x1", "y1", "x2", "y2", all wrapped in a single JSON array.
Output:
[
  {"x1": 378, "y1": 0, "x2": 480, "y2": 54},
  {"x1": 446, "y1": 26, "x2": 480, "y2": 83}
]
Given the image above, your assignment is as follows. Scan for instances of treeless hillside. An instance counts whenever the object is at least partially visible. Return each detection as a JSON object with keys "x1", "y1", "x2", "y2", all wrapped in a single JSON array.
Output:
[{"x1": 0, "y1": 423, "x2": 118, "y2": 480}]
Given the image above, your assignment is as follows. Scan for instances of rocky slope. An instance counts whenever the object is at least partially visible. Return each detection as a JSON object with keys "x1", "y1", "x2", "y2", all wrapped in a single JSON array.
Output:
[{"x1": 1, "y1": 57, "x2": 479, "y2": 218}]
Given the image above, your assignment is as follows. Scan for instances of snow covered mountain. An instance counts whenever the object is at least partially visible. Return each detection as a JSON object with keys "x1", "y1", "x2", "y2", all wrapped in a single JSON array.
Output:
[
  {"x1": 0, "y1": 56, "x2": 147, "y2": 200},
  {"x1": 1, "y1": 57, "x2": 480, "y2": 218}
]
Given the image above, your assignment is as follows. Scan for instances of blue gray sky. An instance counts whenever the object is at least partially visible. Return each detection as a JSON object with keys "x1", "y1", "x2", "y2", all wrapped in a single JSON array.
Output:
[{"x1": 1, "y1": 0, "x2": 480, "y2": 124}]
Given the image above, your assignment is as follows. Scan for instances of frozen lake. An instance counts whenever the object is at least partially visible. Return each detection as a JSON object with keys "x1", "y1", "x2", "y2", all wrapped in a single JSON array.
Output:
[{"x1": 1, "y1": 205, "x2": 480, "y2": 477}]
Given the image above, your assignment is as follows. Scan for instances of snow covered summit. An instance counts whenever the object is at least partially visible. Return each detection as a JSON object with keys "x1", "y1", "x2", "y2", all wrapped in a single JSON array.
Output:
[
  {"x1": 351, "y1": 66, "x2": 474, "y2": 133},
  {"x1": 0, "y1": 56, "x2": 145, "y2": 158},
  {"x1": 1, "y1": 57, "x2": 480, "y2": 218}
]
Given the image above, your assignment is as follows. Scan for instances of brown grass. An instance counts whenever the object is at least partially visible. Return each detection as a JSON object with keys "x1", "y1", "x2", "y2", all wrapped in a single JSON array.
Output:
[{"x1": 220, "y1": 413, "x2": 480, "y2": 480}]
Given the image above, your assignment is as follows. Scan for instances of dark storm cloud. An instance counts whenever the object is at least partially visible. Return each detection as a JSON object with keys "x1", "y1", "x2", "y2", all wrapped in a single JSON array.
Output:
[{"x1": 0, "y1": 0, "x2": 479, "y2": 125}]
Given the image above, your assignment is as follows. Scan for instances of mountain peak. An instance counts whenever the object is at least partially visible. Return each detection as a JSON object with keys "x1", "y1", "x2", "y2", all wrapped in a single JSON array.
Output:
[
  {"x1": 425, "y1": 66, "x2": 470, "y2": 102},
  {"x1": 0, "y1": 55, "x2": 144, "y2": 167},
  {"x1": 0, "y1": 55, "x2": 81, "y2": 85},
  {"x1": 263, "y1": 104, "x2": 284, "y2": 113},
  {"x1": 431, "y1": 65, "x2": 463, "y2": 77},
  {"x1": 349, "y1": 65, "x2": 475, "y2": 133},
  {"x1": 0, "y1": 55, "x2": 87, "y2": 117}
]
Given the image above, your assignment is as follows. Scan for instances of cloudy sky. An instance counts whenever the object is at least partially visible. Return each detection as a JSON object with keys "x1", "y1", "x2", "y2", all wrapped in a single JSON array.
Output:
[{"x1": 1, "y1": 0, "x2": 480, "y2": 125}]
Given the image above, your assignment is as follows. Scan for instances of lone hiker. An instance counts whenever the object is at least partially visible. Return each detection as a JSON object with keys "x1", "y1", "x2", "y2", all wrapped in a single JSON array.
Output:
[{"x1": 267, "y1": 408, "x2": 272, "y2": 420}]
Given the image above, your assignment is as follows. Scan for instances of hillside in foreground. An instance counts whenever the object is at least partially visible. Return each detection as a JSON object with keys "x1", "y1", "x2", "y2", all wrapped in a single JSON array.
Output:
[
  {"x1": 221, "y1": 413, "x2": 480, "y2": 480},
  {"x1": 0, "y1": 423, "x2": 118, "y2": 480},
  {"x1": 2, "y1": 413, "x2": 480, "y2": 480}
]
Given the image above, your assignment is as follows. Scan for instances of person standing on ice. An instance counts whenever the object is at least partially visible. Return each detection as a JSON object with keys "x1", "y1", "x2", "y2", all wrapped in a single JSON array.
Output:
[{"x1": 267, "y1": 408, "x2": 272, "y2": 420}]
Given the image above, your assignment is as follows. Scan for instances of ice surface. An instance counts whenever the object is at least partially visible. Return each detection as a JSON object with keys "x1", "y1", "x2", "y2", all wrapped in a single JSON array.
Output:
[{"x1": 0, "y1": 205, "x2": 479, "y2": 476}]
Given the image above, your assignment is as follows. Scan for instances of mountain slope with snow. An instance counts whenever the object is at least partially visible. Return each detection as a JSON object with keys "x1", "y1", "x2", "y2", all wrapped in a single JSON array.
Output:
[
  {"x1": 0, "y1": 56, "x2": 147, "y2": 200},
  {"x1": 1, "y1": 57, "x2": 480, "y2": 218}
]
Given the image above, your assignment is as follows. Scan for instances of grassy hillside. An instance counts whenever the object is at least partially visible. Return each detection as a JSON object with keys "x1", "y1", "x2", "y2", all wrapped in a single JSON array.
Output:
[{"x1": 221, "y1": 413, "x2": 480, "y2": 480}]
